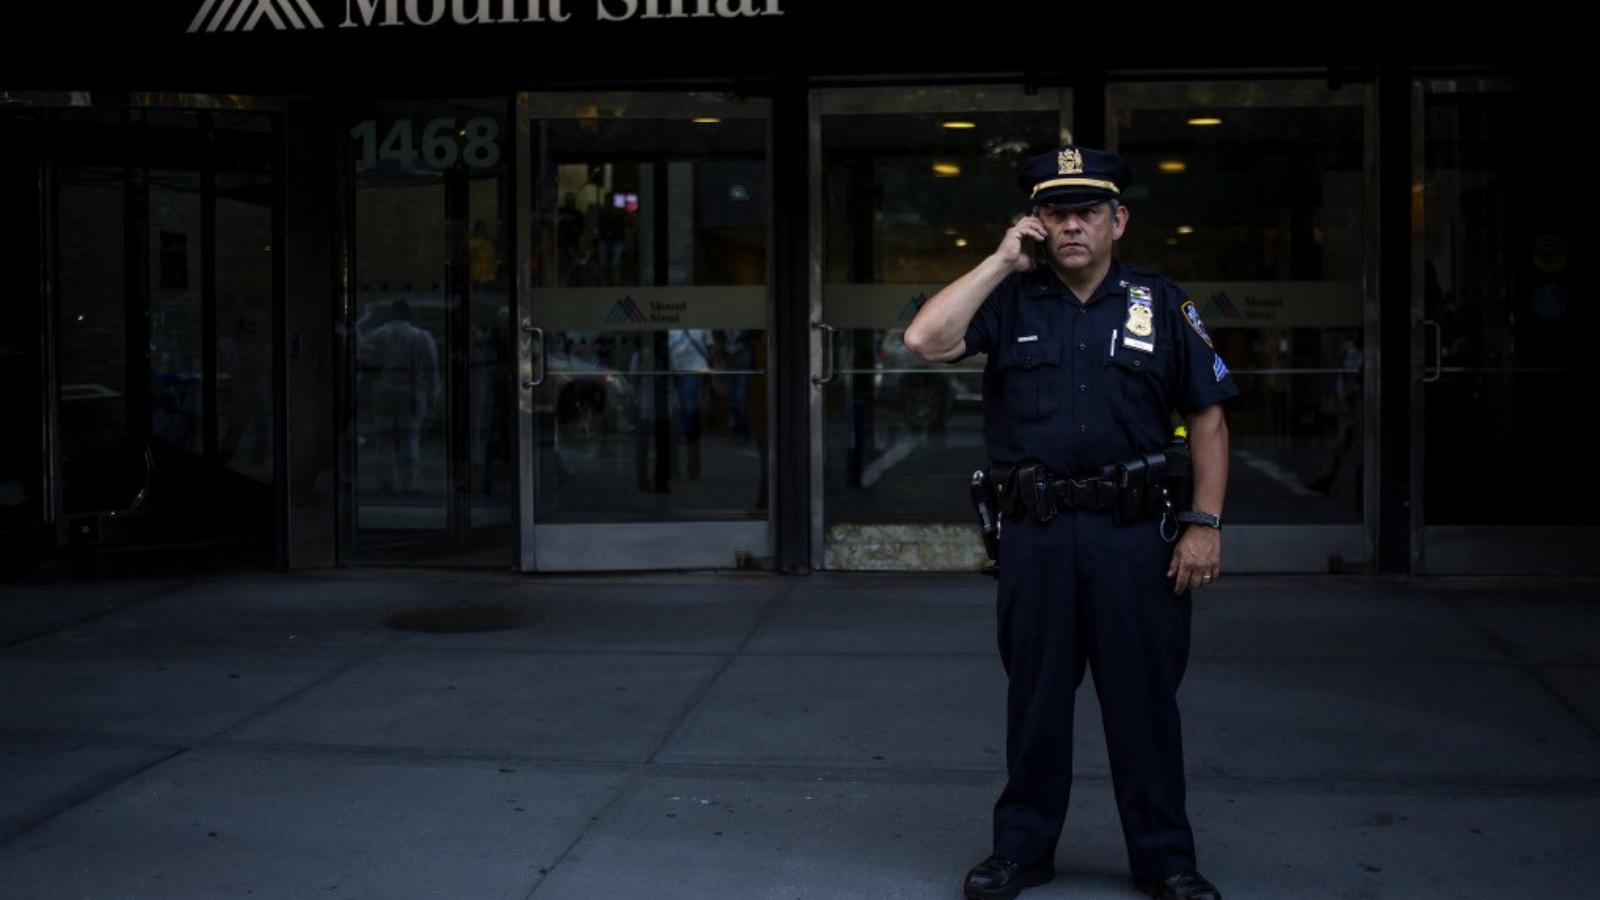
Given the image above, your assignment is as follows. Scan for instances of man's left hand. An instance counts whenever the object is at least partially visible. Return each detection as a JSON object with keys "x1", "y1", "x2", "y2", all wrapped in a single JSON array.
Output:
[{"x1": 1167, "y1": 527, "x2": 1221, "y2": 595}]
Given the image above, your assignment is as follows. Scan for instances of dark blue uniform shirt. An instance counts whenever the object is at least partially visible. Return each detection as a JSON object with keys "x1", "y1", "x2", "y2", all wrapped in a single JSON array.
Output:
[{"x1": 957, "y1": 258, "x2": 1240, "y2": 473}]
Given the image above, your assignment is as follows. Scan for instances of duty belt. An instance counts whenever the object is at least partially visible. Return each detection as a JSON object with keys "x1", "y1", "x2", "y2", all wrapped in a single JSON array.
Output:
[
  {"x1": 970, "y1": 438, "x2": 1195, "y2": 575},
  {"x1": 990, "y1": 448, "x2": 1182, "y2": 528},
  {"x1": 993, "y1": 463, "x2": 1119, "y2": 522}
]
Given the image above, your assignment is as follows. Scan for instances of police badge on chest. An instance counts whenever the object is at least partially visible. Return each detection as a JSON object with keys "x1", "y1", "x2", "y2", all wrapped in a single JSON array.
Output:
[{"x1": 1122, "y1": 286, "x2": 1155, "y2": 353}]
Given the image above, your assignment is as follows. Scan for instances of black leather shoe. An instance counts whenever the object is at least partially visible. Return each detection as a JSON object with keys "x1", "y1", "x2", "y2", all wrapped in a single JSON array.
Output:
[
  {"x1": 1134, "y1": 869, "x2": 1222, "y2": 900},
  {"x1": 963, "y1": 855, "x2": 1055, "y2": 900}
]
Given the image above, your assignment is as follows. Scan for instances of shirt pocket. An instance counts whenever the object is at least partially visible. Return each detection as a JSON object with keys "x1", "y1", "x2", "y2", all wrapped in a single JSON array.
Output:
[{"x1": 997, "y1": 338, "x2": 1063, "y2": 420}]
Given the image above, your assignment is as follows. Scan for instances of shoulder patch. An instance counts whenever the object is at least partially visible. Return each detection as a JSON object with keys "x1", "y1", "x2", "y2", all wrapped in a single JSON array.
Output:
[{"x1": 1181, "y1": 300, "x2": 1214, "y2": 348}]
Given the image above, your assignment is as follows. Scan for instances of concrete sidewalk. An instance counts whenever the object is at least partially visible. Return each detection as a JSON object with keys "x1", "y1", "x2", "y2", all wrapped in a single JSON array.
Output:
[{"x1": 2, "y1": 570, "x2": 1597, "y2": 899}]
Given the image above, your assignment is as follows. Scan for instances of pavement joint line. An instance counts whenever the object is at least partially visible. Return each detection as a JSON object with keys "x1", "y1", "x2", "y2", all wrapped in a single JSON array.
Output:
[
  {"x1": 0, "y1": 745, "x2": 188, "y2": 851},
  {"x1": 1435, "y1": 593, "x2": 1600, "y2": 747},
  {"x1": 201, "y1": 634, "x2": 409, "y2": 744},
  {"x1": 0, "y1": 579, "x2": 195, "y2": 652},
  {"x1": 519, "y1": 578, "x2": 798, "y2": 900}
]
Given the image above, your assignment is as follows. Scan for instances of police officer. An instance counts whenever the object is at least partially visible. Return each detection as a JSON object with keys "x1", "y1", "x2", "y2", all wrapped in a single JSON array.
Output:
[{"x1": 905, "y1": 146, "x2": 1237, "y2": 900}]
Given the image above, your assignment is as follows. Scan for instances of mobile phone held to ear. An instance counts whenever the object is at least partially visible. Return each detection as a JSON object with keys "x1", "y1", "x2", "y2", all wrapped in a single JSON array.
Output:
[
  {"x1": 1016, "y1": 212, "x2": 1048, "y2": 270},
  {"x1": 1030, "y1": 231, "x2": 1049, "y2": 270}
]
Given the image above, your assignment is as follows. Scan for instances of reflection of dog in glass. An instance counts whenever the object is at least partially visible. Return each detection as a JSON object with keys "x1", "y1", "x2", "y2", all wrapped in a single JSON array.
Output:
[{"x1": 557, "y1": 380, "x2": 608, "y2": 444}]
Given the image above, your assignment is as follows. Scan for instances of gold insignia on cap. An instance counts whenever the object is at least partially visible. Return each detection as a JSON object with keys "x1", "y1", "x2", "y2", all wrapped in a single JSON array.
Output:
[{"x1": 1058, "y1": 148, "x2": 1084, "y2": 175}]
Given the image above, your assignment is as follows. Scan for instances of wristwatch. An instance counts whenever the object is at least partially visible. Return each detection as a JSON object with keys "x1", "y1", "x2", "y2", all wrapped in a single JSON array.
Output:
[{"x1": 1176, "y1": 511, "x2": 1222, "y2": 530}]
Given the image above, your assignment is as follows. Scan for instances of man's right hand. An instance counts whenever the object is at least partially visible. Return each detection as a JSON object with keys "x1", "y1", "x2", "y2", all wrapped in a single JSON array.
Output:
[
  {"x1": 905, "y1": 219, "x2": 1041, "y2": 362},
  {"x1": 995, "y1": 216, "x2": 1049, "y2": 273}
]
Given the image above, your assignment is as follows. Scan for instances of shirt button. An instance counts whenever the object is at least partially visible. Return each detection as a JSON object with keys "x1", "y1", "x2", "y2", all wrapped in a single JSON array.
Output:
[
  {"x1": 1079, "y1": 384, "x2": 1087, "y2": 392},
  {"x1": 1021, "y1": 355, "x2": 1031, "y2": 365},
  {"x1": 1077, "y1": 342, "x2": 1086, "y2": 351},
  {"x1": 1079, "y1": 425, "x2": 1088, "y2": 433},
  {"x1": 1133, "y1": 359, "x2": 1142, "y2": 367}
]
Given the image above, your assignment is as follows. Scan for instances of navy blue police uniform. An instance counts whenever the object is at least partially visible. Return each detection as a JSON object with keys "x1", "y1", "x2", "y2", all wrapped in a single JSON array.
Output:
[{"x1": 955, "y1": 147, "x2": 1239, "y2": 888}]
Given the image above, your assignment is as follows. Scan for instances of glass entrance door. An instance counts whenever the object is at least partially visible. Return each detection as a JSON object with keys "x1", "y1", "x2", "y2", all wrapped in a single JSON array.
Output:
[
  {"x1": 808, "y1": 85, "x2": 1067, "y2": 570},
  {"x1": 1413, "y1": 78, "x2": 1598, "y2": 573},
  {"x1": 1105, "y1": 78, "x2": 1376, "y2": 572},
  {"x1": 518, "y1": 92, "x2": 772, "y2": 571},
  {"x1": 345, "y1": 99, "x2": 514, "y2": 566},
  {"x1": 39, "y1": 108, "x2": 278, "y2": 554}
]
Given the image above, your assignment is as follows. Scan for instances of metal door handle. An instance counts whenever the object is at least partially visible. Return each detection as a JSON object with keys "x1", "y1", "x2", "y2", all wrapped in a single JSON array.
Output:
[
  {"x1": 1422, "y1": 319, "x2": 1441, "y2": 384},
  {"x1": 522, "y1": 323, "x2": 546, "y2": 389},
  {"x1": 812, "y1": 321, "x2": 838, "y2": 386}
]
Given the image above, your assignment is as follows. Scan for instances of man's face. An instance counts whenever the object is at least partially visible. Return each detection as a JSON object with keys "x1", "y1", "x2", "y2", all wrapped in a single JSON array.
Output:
[{"x1": 1036, "y1": 201, "x2": 1128, "y2": 273}]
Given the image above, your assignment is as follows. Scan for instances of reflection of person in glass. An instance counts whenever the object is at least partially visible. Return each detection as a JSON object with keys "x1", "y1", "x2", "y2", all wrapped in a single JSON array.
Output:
[
  {"x1": 217, "y1": 314, "x2": 272, "y2": 470},
  {"x1": 1311, "y1": 337, "x2": 1362, "y2": 495},
  {"x1": 629, "y1": 334, "x2": 662, "y2": 492},
  {"x1": 470, "y1": 305, "x2": 510, "y2": 495},
  {"x1": 557, "y1": 192, "x2": 584, "y2": 277},
  {"x1": 469, "y1": 219, "x2": 497, "y2": 289},
  {"x1": 597, "y1": 194, "x2": 627, "y2": 285},
  {"x1": 669, "y1": 328, "x2": 712, "y2": 480},
  {"x1": 719, "y1": 329, "x2": 757, "y2": 440},
  {"x1": 360, "y1": 299, "x2": 440, "y2": 494}
]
